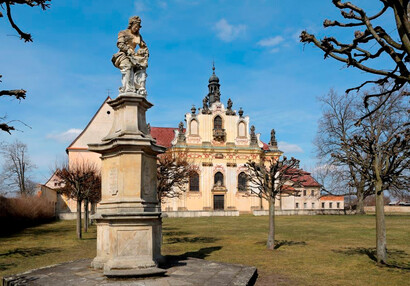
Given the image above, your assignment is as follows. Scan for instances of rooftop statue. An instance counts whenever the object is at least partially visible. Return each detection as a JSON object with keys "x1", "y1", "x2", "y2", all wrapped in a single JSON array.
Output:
[{"x1": 112, "y1": 16, "x2": 149, "y2": 96}]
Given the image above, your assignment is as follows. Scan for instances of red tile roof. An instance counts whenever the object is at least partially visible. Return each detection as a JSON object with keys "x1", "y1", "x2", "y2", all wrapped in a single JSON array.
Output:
[
  {"x1": 262, "y1": 142, "x2": 270, "y2": 151},
  {"x1": 150, "y1": 127, "x2": 177, "y2": 148},
  {"x1": 299, "y1": 172, "x2": 321, "y2": 187},
  {"x1": 320, "y1": 195, "x2": 344, "y2": 201}
]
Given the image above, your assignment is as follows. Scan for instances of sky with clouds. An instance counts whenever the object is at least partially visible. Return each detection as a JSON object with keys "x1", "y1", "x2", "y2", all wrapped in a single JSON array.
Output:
[{"x1": 0, "y1": 0, "x2": 393, "y2": 183}]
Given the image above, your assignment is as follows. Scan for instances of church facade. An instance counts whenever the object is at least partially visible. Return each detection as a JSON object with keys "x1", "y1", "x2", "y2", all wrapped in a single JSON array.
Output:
[{"x1": 45, "y1": 67, "x2": 344, "y2": 214}]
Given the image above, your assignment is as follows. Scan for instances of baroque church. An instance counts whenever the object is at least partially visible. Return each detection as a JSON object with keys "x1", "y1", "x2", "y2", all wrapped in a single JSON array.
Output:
[{"x1": 42, "y1": 67, "x2": 344, "y2": 215}]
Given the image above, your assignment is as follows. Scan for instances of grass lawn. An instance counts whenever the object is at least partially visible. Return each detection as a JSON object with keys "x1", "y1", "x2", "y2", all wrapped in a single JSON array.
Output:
[{"x1": 0, "y1": 215, "x2": 409, "y2": 285}]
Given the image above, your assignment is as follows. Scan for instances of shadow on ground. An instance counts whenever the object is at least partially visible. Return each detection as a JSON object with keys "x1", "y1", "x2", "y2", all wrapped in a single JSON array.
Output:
[
  {"x1": 0, "y1": 247, "x2": 61, "y2": 258},
  {"x1": 165, "y1": 236, "x2": 219, "y2": 244},
  {"x1": 0, "y1": 262, "x2": 17, "y2": 271},
  {"x1": 161, "y1": 246, "x2": 223, "y2": 269},
  {"x1": 255, "y1": 240, "x2": 307, "y2": 249},
  {"x1": 333, "y1": 247, "x2": 410, "y2": 270}
]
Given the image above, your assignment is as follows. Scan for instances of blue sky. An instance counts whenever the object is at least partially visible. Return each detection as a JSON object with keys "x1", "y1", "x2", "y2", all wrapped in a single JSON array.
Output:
[{"x1": 0, "y1": 0, "x2": 392, "y2": 183}]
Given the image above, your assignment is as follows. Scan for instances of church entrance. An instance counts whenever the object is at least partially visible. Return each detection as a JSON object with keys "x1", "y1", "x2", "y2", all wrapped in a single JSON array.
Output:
[{"x1": 213, "y1": 195, "x2": 224, "y2": 210}]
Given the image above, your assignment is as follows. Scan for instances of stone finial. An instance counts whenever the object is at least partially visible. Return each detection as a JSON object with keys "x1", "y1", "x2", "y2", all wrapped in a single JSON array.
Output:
[
  {"x1": 178, "y1": 121, "x2": 186, "y2": 142},
  {"x1": 191, "y1": 105, "x2": 196, "y2": 115},
  {"x1": 269, "y1": 128, "x2": 278, "y2": 148},
  {"x1": 250, "y1": 125, "x2": 258, "y2": 146},
  {"x1": 238, "y1": 107, "x2": 244, "y2": 117},
  {"x1": 226, "y1": 98, "x2": 236, "y2": 116},
  {"x1": 147, "y1": 123, "x2": 151, "y2": 134}
]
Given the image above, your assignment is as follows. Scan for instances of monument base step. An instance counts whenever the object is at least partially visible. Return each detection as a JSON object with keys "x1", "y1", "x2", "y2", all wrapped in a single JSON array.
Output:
[{"x1": 104, "y1": 266, "x2": 166, "y2": 277}]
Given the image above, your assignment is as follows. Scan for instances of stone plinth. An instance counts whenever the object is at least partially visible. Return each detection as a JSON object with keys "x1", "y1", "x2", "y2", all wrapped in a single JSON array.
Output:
[{"x1": 88, "y1": 93, "x2": 166, "y2": 277}]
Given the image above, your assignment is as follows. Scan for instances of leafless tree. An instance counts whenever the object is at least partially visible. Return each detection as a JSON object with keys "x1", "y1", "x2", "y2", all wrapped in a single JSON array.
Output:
[
  {"x1": 55, "y1": 161, "x2": 101, "y2": 239},
  {"x1": 157, "y1": 152, "x2": 195, "y2": 202},
  {"x1": 315, "y1": 90, "x2": 374, "y2": 213},
  {"x1": 245, "y1": 156, "x2": 305, "y2": 250},
  {"x1": 333, "y1": 91, "x2": 409, "y2": 264},
  {"x1": 0, "y1": 140, "x2": 37, "y2": 196},
  {"x1": 0, "y1": 0, "x2": 51, "y2": 133},
  {"x1": 300, "y1": 0, "x2": 409, "y2": 122}
]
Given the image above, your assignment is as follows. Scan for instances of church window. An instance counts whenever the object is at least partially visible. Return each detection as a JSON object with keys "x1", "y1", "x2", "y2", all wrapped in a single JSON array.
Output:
[
  {"x1": 214, "y1": 172, "x2": 224, "y2": 186},
  {"x1": 238, "y1": 172, "x2": 247, "y2": 192},
  {"x1": 214, "y1": 116, "x2": 223, "y2": 130},
  {"x1": 238, "y1": 122, "x2": 246, "y2": 137},
  {"x1": 312, "y1": 202, "x2": 315, "y2": 208},
  {"x1": 190, "y1": 119, "x2": 198, "y2": 135},
  {"x1": 322, "y1": 202, "x2": 325, "y2": 208},
  {"x1": 189, "y1": 172, "x2": 199, "y2": 192},
  {"x1": 337, "y1": 202, "x2": 340, "y2": 209},
  {"x1": 311, "y1": 190, "x2": 314, "y2": 196},
  {"x1": 296, "y1": 202, "x2": 299, "y2": 209},
  {"x1": 329, "y1": 202, "x2": 333, "y2": 209},
  {"x1": 303, "y1": 202, "x2": 307, "y2": 209}
]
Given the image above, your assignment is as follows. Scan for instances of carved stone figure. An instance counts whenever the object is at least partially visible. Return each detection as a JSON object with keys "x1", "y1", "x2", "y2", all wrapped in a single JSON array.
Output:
[
  {"x1": 202, "y1": 96, "x2": 211, "y2": 114},
  {"x1": 226, "y1": 98, "x2": 236, "y2": 115},
  {"x1": 250, "y1": 125, "x2": 258, "y2": 145},
  {"x1": 269, "y1": 128, "x2": 277, "y2": 147},
  {"x1": 177, "y1": 121, "x2": 186, "y2": 142},
  {"x1": 112, "y1": 16, "x2": 149, "y2": 96}
]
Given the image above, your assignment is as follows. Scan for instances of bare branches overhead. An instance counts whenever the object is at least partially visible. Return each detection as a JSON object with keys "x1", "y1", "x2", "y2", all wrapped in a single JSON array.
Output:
[{"x1": 300, "y1": 0, "x2": 410, "y2": 119}]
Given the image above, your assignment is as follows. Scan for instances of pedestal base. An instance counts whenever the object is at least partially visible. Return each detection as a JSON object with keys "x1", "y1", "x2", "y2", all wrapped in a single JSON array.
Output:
[{"x1": 91, "y1": 212, "x2": 163, "y2": 277}]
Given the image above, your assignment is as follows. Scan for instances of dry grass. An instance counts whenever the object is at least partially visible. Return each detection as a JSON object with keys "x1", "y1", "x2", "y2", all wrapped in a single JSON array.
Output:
[{"x1": 0, "y1": 215, "x2": 409, "y2": 286}]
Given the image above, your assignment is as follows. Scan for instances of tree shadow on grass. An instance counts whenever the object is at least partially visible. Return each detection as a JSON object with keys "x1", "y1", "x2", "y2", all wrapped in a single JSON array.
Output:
[
  {"x1": 1, "y1": 222, "x2": 72, "y2": 238},
  {"x1": 0, "y1": 247, "x2": 61, "y2": 258},
  {"x1": 165, "y1": 236, "x2": 219, "y2": 244},
  {"x1": 0, "y1": 262, "x2": 17, "y2": 271},
  {"x1": 333, "y1": 247, "x2": 410, "y2": 270},
  {"x1": 163, "y1": 231, "x2": 192, "y2": 236},
  {"x1": 255, "y1": 240, "x2": 307, "y2": 249},
  {"x1": 160, "y1": 246, "x2": 223, "y2": 269}
]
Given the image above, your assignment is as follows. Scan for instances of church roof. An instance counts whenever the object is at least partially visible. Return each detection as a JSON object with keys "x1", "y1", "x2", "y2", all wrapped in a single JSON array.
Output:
[
  {"x1": 150, "y1": 127, "x2": 177, "y2": 148},
  {"x1": 320, "y1": 195, "x2": 344, "y2": 201}
]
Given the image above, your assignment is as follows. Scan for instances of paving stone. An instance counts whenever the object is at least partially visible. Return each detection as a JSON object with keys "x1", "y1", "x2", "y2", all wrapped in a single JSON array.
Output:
[{"x1": 3, "y1": 258, "x2": 257, "y2": 286}]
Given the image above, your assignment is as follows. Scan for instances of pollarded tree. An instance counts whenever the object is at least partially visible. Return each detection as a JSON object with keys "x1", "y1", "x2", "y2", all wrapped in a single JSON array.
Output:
[
  {"x1": 55, "y1": 161, "x2": 101, "y2": 239},
  {"x1": 333, "y1": 91, "x2": 409, "y2": 264},
  {"x1": 0, "y1": 0, "x2": 51, "y2": 133},
  {"x1": 300, "y1": 0, "x2": 409, "y2": 122},
  {"x1": 156, "y1": 152, "x2": 196, "y2": 202},
  {"x1": 245, "y1": 156, "x2": 305, "y2": 250}
]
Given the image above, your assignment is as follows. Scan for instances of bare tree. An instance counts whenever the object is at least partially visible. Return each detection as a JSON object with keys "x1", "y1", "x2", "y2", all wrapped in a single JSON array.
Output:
[
  {"x1": 315, "y1": 90, "x2": 374, "y2": 213},
  {"x1": 55, "y1": 161, "x2": 101, "y2": 239},
  {"x1": 0, "y1": 140, "x2": 37, "y2": 196},
  {"x1": 82, "y1": 171, "x2": 101, "y2": 233},
  {"x1": 0, "y1": 0, "x2": 51, "y2": 133},
  {"x1": 333, "y1": 91, "x2": 409, "y2": 264},
  {"x1": 300, "y1": 0, "x2": 409, "y2": 122},
  {"x1": 245, "y1": 156, "x2": 305, "y2": 250},
  {"x1": 157, "y1": 152, "x2": 195, "y2": 202}
]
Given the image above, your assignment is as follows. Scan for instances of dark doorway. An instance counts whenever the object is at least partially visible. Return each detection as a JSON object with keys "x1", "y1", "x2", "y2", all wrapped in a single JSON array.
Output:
[{"x1": 214, "y1": 195, "x2": 224, "y2": 210}]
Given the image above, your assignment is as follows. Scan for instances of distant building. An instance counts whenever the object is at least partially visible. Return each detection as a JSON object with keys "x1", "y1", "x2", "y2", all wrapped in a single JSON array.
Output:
[{"x1": 42, "y1": 67, "x2": 345, "y2": 215}]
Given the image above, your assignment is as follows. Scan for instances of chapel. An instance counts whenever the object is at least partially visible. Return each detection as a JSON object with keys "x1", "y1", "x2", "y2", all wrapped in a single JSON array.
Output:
[{"x1": 43, "y1": 67, "x2": 344, "y2": 214}]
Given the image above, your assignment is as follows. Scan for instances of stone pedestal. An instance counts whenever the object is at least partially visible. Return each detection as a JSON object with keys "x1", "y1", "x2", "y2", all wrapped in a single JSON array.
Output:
[{"x1": 89, "y1": 93, "x2": 166, "y2": 277}]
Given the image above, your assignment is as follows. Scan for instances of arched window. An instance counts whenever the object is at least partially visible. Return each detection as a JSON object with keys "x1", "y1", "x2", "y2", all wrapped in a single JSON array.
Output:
[
  {"x1": 214, "y1": 172, "x2": 224, "y2": 186},
  {"x1": 190, "y1": 119, "x2": 198, "y2": 135},
  {"x1": 214, "y1": 116, "x2": 222, "y2": 130},
  {"x1": 189, "y1": 172, "x2": 199, "y2": 192},
  {"x1": 238, "y1": 122, "x2": 246, "y2": 137},
  {"x1": 238, "y1": 172, "x2": 247, "y2": 192}
]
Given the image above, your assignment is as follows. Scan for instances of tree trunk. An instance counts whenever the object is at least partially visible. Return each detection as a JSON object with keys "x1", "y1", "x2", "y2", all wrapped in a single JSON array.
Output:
[
  {"x1": 266, "y1": 197, "x2": 275, "y2": 250},
  {"x1": 356, "y1": 189, "x2": 365, "y2": 215},
  {"x1": 90, "y1": 202, "x2": 96, "y2": 225},
  {"x1": 76, "y1": 200, "x2": 82, "y2": 239},
  {"x1": 84, "y1": 199, "x2": 89, "y2": 233},
  {"x1": 375, "y1": 180, "x2": 386, "y2": 264}
]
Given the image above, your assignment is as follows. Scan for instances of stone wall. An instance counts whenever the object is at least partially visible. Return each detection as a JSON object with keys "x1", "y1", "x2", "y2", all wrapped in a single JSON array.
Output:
[
  {"x1": 253, "y1": 209, "x2": 353, "y2": 216},
  {"x1": 364, "y1": 206, "x2": 410, "y2": 213},
  {"x1": 163, "y1": 210, "x2": 239, "y2": 218}
]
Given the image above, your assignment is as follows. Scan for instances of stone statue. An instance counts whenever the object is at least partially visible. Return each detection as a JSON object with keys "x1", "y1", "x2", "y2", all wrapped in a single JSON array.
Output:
[
  {"x1": 112, "y1": 16, "x2": 149, "y2": 96},
  {"x1": 250, "y1": 125, "x2": 257, "y2": 145},
  {"x1": 226, "y1": 98, "x2": 236, "y2": 115},
  {"x1": 202, "y1": 96, "x2": 211, "y2": 114},
  {"x1": 177, "y1": 121, "x2": 186, "y2": 142},
  {"x1": 269, "y1": 129, "x2": 277, "y2": 147}
]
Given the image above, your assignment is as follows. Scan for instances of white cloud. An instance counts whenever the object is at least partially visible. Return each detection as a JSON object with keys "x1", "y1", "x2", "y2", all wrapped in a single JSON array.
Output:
[
  {"x1": 47, "y1": 129, "x2": 82, "y2": 143},
  {"x1": 278, "y1": 141, "x2": 304, "y2": 153},
  {"x1": 257, "y1": 36, "x2": 284, "y2": 47},
  {"x1": 134, "y1": 0, "x2": 147, "y2": 12},
  {"x1": 269, "y1": 48, "x2": 280, "y2": 53},
  {"x1": 214, "y1": 19, "x2": 246, "y2": 42}
]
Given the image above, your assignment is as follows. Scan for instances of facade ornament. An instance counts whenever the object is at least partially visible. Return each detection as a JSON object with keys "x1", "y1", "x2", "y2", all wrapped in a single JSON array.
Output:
[
  {"x1": 112, "y1": 16, "x2": 149, "y2": 96},
  {"x1": 226, "y1": 98, "x2": 236, "y2": 115},
  {"x1": 177, "y1": 121, "x2": 186, "y2": 142},
  {"x1": 147, "y1": 123, "x2": 151, "y2": 134},
  {"x1": 191, "y1": 105, "x2": 196, "y2": 115},
  {"x1": 250, "y1": 125, "x2": 258, "y2": 146},
  {"x1": 269, "y1": 128, "x2": 278, "y2": 149},
  {"x1": 238, "y1": 107, "x2": 244, "y2": 118},
  {"x1": 201, "y1": 96, "x2": 211, "y2": 114}
]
